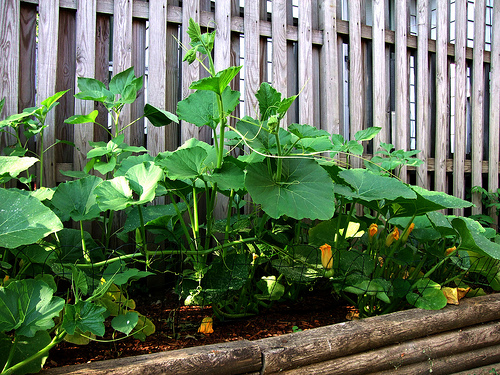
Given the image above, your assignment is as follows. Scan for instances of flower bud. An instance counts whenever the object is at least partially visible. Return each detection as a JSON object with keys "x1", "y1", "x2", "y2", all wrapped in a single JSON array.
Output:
[
  {"x1": 198, "y1": 317, "x2": 214, "y2": 334},
  {"x1": 385, "y1": 227, "x2": 400, "y2": 247},
  {"x1": 319, "y1": 243, "x2": 333, "y2": 270},
  {"x1": 268, "y1": 115, "x2": 279, "y2": 134},
  {"x1": 401, "y1": 222, "x2": 415, "y2": 243},
  {"x1": 445, "y1": 246, "x2": 457, "y2": 257},
  {"x1": 368, "y1": 223, "x2": 378, "y2": 242}
]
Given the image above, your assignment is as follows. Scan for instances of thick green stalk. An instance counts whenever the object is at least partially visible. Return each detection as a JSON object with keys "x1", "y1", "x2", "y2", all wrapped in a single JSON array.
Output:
[
  {"x1": 169, "y1": 193, "x2": 197, "y2": 253},
  {"x1": 80, "y1": 221, "x2": 90, "y2": 263},
  {"x1": 137, "y1": 204, "x2": 147, "y2": 254},
  {"x1": 192, "y1": 187, "x2": 200, "y2": 251},
  {"x1": 274, "y1": 132, "x2": 283, "y2": 183},
  {"x1": 2, "y1": 336, "x2": 18, "y2": 373}
]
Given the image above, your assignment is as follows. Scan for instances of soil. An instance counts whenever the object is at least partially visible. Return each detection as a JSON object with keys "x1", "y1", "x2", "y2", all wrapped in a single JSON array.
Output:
[{"x1": 45, "y1": 288, "x2": 354, "y2": 370}]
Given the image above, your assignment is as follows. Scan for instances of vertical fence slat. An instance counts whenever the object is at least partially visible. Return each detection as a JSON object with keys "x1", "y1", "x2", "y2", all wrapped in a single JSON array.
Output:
[
  {"x1": 372, "y1": 0, "x2": 386, "y2": 151},
  {"x1": 471, "y1": 0, "x2": 485, "y2": 214},
  {"x1": 272, "y1": 0, "x2": 287, "y2": 125},
  {"x1": 489, "y1": 1, "x2": 500, "y2": 223},
  {"x1": 94, "y1": 15, "x2": 111, "y2": 143},
  {"x1": 113, "y1": 0, "x2": 133, "y2": 143},
  {"x1": 454, "y1": 0, "x2": 467, "y2": 216},
  {"x1": 130, "y1": 19, "x2": 146, "y2": 148},
  {"x1": 319, "y1": 0, "x2": 340, "y2": 137},
  {"x1": 38, "y1": 0, "x2": 59, "y2": 187},
  {"x1": 435, "y1": 0, "x2": 449, "y2": 194},
  {"x1": 181, "y1": 0, "x2": 201, "y2": 143},
  {"x1": 244, "y1": 1, "x2": 260, "y2": 117},
  {"x1": 0, "y1": 0, "x2": 19, "y2": 152},
  {"x1": 74, "y1": 0, "x2": 96, "y2": 171},
  {"x1": 416, "y1": 0, "x2": 429, "y2": 189},
  {"x1": 147, "y1": 0, "x2": 168, "y2": 155},
  {"x1": 348, "y1": 0, "x2": 364, "y2": 168},
  {"x1": 395, "y1": 0, "x2": 408, "y2": 182},
  {"x1": 298, "y1": 0, "x2": 314, "y2": 126}
]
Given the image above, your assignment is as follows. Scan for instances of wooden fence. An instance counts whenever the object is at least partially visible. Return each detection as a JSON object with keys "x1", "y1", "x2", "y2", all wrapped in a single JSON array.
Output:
[{"x1": 1, "y1": 0, "x2": 500, "y2": 218}]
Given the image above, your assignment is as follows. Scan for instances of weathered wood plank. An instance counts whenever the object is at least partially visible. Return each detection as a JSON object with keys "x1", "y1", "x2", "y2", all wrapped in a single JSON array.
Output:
[
  {"x1": 435, "y1": 0, "x2": 449, "y2": 194},
  {"x1": 489, "y1": 0, "x2": 500, "y2": 224},
  {"x1": 318, "y1": 0, "x2": 340, "y2": 137},
  {"x1": 55, "y1": 10, "x2": 76, "y2": 166},
  {"x1": 395, "y1": 0, "x2": 408, "y2": 182},
  {"x1": 298, "y1": 0, "x2": 313, "y2": 126},
  {"x1": 130, "y1": 19, "x2": 146, "y2": 147},
  {"x1": 94, "y1": 14, "x2": 111, "y2": 143},
  {"x1": 147, "y1": 0, "x2": 168, "y2": 155},
  {"x1": 471, "y1": 0, "x2": 485, "y2": 215},
  {"x1": 37, "y1": 0, "x2": 59, "y2": 187},
  {"x1": 348, "y1": 0, "x2": 364, "y2": 168},
  {"x1": 281, "y1": 322, "x2": 500, "y2": 375},
  {"x1": 181, "y1": 0, "x2": 201, "y2": 144},
  {"x1": 44, "y1": 340, "x2": 262, "y2": 375},
  {"x1": 371, "y1": 0, "x2": 386, "y2": 151},
  {"x1": 112, "y1": 0, "x2": 133, "y2": 141},
  {"x1": 74, "y1": 0, "x2": 96, "y2": 171},
  {"x1": 0, "y1": 0, "x2": 19, "y2": 152},
  {"x1": 244, "y1": 0, "x2": 260, "y2": 118},
  {"x1": 416, "y1": 0, "x2": 429, "y2": 189},
  {"x1": 258, "y1": 294, "x2": 500, "y2": 373},
  {"x1": 272, "y1": 0, "x2": 287, "y2": 126},
  {"x1": 453, "y1": 0, "x2": 467, "y2": 216},
  {"x1": 165, "y1": 21, "x2": 180, "y2": 151}
]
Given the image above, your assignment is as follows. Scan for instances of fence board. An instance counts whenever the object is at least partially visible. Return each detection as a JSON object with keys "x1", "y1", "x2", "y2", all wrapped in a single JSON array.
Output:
[
  {"x1": 74, "y1": 0, "x2": 96, "y2": 172},
  {"x1": 37, "y1": 0, "x2": 60, "y2": 187},
  {"x1": 372, "y1": 0, "x2": 386, "y2": 151},
  {"x1": 435, "y1": 0, "x2": 449, "y2": 194},
  {"x1": 489, "y1": 0, "x2": 500, "y2": 223},
  {"x1": 272, "y1": 0, "x2": 287, "y2": 126},
  {"x1": 395, "y1": 0, "x2": 408, "y2": 183},
  {"x1": 319, "y1": 0, "x2": 339, "y2": 138},
  {"x1": 348, "y1": 0, "x2": 364, "y2": 168},
  {"x1": 112, "y1": 0, "x2": 133, "y2": 143},
  {"x1": 244, "y1": 1, "x2": 260, "y2": 118},
  {"x1": 299, "y1": 0, "x2": 313, "y2": 126},
  {"x1": 130, "y1": 19, "x2": 146, "y2": 148},
  {"x1": 471, "y1": 0, "x2": 485, "y2": 215},
  {"x1": 181, "y1": 0, "x2": 201, "y2": 143},
  {"x1": 454, "y1": 0, "x2": 467, "y2": 216},
  {"x1": 94, "y1": 15, "x2": 111, "y2": 144},
  {"x1": 416, "y1": 0, "x2": 429, "y2": 189}
]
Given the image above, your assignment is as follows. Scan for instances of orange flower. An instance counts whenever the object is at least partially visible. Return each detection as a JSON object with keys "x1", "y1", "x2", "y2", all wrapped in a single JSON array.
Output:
[
  {"x1": 401, "y1": 222, "x2": 415, "y2": 243},
  {"x1": 445, "y1": 246, "x2": 457, "y2": 256},
  {"x1": 319, "y1": 243, "x2": 333, "y2": 270},
  {"x1": 369, "y1": 223, "x2": 378, "y2": 239},
  {"x1": 198, "y1": 317, "x2": 214, "y2": 334},
  {"x1": 385, "y1": 227, "x2": 400, "y2": 247}
]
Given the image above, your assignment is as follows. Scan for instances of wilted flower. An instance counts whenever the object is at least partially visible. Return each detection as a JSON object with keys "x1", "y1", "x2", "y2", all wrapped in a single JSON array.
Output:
[
  {"x1": 198, "y1": 317, "x2": 214, "y2": 334},
  {"x1": 368, "y1": 223, "x2": 378, "y2": 240},
  {"x1": 319, "y1": 243, "x2": 333, "y2": 270},
  {"x1": 401, "y1": 223, "x2": 415, "y2": 243},
  {"x1": 445, "y1": 246, "x2": 457, "y2": 256},
  {"x1": 385, "y1": 227, "x2": 400, "y2": 247}
]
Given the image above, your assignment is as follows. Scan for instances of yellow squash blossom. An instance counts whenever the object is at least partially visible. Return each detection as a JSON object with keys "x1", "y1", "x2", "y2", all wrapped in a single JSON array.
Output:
[
  {"x1": 319, "y1": 243, "x2": 333, "y2": 270},
  {"x1": 368, "y1": 223, "x2": 378, "y2": 240},
  {"x1": 401, "y1": 223, "x2": 415, "y2": 243},
  {"x1": 198, "y1": 317, "x2": 214, "y2": 334},
  {"x1": 385, "y1": 227, "x2": 400, "y2": 247},
  {"x1": 445, "y1": 246, "x2": 457, "y2": 256}
]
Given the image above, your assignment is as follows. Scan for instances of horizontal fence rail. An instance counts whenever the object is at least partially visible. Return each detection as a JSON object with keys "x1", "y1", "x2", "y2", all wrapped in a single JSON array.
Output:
[{"x1": 1, "y1": 0, "x2": 499, "y2": 219}]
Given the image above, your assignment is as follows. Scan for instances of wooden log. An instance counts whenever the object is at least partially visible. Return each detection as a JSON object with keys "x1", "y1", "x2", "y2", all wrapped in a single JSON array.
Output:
[
  {"x1": 257, "y1": 294, "x2": 500, "y2": 373},
  {"x1": 368, "y1": 343, "x2": 500, "y2": 375},
  {"x1": 43, "y1": 340, "x2": 262, "y2": 375},
  {"x1": 451, "y1": 362, "x2": 500, "y2": 375},
  {"x1": 280, "y1": 322, "x2": 500, "y2": 375}
]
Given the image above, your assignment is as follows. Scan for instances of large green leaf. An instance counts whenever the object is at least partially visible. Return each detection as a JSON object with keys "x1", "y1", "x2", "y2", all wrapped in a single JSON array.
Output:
[
  {"x1": 0, "y1": 330, "x2": 52, "y2": 375},
  {"x1": 177, "y1": 87, "x2": 240, "y2": 129},
  {"x1": 452, "y1": 217, "x2": 500, "y2": 260},
  {"x1": 190, "y1": 66, "x2": 242, "y2": 95},
  {"x1": 62, "y1": 301, "x2": 106, "y2": 336},
  {"x1": 95, "y1": 176, "x2": 133, "y2": 211},
  {"x1": 123, "y1": 202, "x2": 186, "y2": 233},
  {"x1": 0, "y1": 156, "x2": 38, "y2": 182},
  {"x1": 255, "y1": 82, "x2": 282, "y2": 120},
  {"x1": 406, "y1": 279, "x2": 447, "y2": 310},
  {"x1": 0, "y1": 189, "x2": 63, "y2": 249},
  {"x1": 156, "y1": 144, "x2": 216, "y2": 181},
  {"x1": 245, "y1": 158, "x2": 335, "y2": 220},
  {"x1": 51, "y1": 175, "x2": 103, "y2": 222},
  {"x1": 112, "y1": 312, "x2": 139, "y2": 335},
  {"x1": 144, "y1": 104, "x2": 178, "y2": 127},
  {"x1": 335, "y1": 169, "x2": 416, "y2": 202},
  {"x1": 0, "y1": 279, "x2": 64, "y2": 337},
  {"x1": 125, "y1": 161, "x2": 163, "y2": 204}
]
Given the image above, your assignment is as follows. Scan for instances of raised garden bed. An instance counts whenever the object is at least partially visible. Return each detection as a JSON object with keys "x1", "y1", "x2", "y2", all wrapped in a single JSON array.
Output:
[{"x1": 43, "y1": 293, "x2": 500, "y2": 375}]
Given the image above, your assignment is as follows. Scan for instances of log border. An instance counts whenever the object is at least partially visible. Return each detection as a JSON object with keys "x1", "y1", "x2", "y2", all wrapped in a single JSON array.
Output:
[{"x1": 43, "y1": 294, "x2": 500, "y2": 375}]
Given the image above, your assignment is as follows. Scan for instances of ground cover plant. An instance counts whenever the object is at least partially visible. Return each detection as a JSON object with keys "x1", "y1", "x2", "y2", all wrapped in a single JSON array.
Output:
[{"x1": 1, "y1": 19, "x2": 500, "y2": 373}]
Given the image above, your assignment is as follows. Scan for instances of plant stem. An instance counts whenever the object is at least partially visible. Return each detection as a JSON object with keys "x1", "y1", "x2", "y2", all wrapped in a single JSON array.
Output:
[
  {"x1": 274, "y1": 131, "x2": 283, "y2": 183},
  {"x1": 80, "y1": 221, "x2": 90, "y2": 263},
  {"x1": 2, "y1": 336, "x2": 18, "y2": 373},
  {"x1": 137, "y1": 204, "x2": 147, "y2": 254}
]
